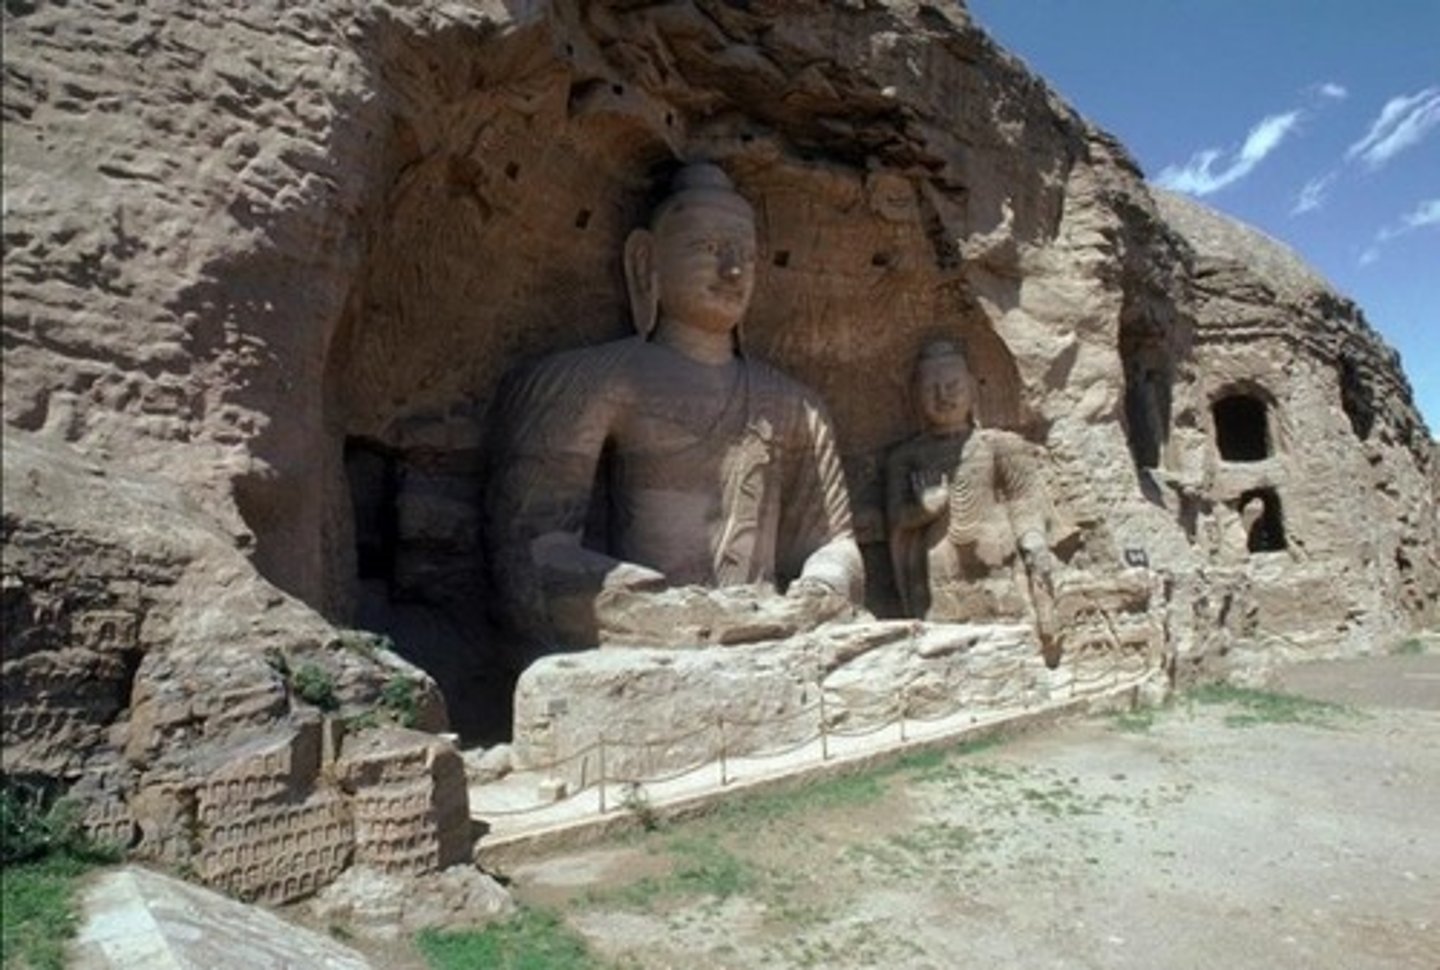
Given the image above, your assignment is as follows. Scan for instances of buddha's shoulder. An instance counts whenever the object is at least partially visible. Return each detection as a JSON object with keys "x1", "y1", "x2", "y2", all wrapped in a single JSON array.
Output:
[
  {"x1": 509, "y1": 336, "x2": 645, "y2": 389},
  {"x1": 743, "y1": 355, "x2": 826, "y2": 406},
  {"x1": 533, "y1": 335, "x2": 645, "y2": 371},
  {"x1": 973, "y1": 427, "x2": 1039, "y2": 461}
]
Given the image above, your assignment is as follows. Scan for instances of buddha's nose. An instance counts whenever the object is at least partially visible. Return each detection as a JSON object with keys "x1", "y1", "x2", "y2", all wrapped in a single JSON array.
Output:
[{"x1": 718, "y1": 249, "x2": 744, "y2": 281}]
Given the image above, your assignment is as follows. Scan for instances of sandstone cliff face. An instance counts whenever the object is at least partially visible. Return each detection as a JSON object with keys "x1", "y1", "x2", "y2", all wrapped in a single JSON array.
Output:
[
  {"x1": 1153, "y1": 193, "x2": 1438, "y2": 663},
  {"x1": 3, "y1": 0, "x2": 1435, "y2": 900}
]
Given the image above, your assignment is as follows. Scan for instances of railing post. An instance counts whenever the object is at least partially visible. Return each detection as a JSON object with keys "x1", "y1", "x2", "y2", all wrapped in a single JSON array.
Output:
[
  {"x1": 819, "y1": 688, "x2": 830, "y2": 761},
  {"x1": 718, "y1": 716, "x2": 728, "y2": 787},
  {"x1": 597, "y1": 739, "x2": 607, "y2": 814}
]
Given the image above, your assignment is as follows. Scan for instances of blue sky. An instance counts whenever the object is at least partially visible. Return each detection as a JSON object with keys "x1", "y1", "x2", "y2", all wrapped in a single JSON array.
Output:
[{"x1": 967, "y1": 0, "x2": 1439, "y2": 436}]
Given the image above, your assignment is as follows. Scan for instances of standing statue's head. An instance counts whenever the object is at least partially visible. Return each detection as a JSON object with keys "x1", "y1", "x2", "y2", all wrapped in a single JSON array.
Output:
[
  {"x1": 625, "y1": 163, "x2": 758, "y2": 347},
  {"x1": 913, "y1": 340, "x2": 975, "y2": 433}
]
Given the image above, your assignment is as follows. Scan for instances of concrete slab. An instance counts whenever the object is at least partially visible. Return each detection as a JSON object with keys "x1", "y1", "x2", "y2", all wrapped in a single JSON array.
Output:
[
  {"x1": 73, "y1": 866, "x2": 372, "y2": 970},
  {"x1": 1274, "y1": 652, "x2": 1440, "y2": 711}
]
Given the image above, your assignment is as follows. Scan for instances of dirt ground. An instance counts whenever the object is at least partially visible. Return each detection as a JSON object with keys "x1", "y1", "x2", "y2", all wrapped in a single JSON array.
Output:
[{"x1": 500, "y1": 654, "x2": 1440, "y2": 969}]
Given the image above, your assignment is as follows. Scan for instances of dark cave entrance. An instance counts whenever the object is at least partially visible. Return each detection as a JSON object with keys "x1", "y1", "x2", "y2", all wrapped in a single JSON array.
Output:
[
  {"x1": 1213, "y1": 394, "x2": 1271, "y2": 462},
  {"x1": 1119, "y1": 324, "x2": 1173, "y2": 471},
  {"x1": 340, "y1": 434, "x2": 514, "y2": 745},
  {"x1": 1338, "y1": 356, "x2": 1376, "y2": 441},
  {"x1": 1239, "y1": 487, "x2": 1286, "y2": 553},
  {"x1": 345, "y1": 438, "x2": 400, "y2": 586}
]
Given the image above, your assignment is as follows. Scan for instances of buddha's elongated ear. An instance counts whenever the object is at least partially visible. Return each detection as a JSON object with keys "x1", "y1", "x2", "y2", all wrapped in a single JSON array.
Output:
[{"x1": 624, "y1": 228, "x2": 658, "y2": 338}]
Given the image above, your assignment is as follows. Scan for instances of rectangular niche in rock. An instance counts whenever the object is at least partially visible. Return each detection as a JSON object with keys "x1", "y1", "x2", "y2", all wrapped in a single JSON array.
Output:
[{"x1": 1213, "y1": 393, "x2": 1271, "y2": 462}]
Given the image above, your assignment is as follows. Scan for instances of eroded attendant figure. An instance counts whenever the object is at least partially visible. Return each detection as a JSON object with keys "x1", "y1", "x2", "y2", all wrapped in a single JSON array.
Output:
[
  {"x1": 885, "y1": 341, "x2": 1059, "y2": 657},
  {"x1": 487, "y1": 163, "x2": 864, "y2": 647}
]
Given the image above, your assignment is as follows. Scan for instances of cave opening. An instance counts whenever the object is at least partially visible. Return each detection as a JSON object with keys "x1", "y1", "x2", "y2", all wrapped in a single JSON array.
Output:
[
  {"x1": 1338, "y1": 356, "x2": 1376, "y2": 441},
  {"x1": 1119, "y1": 319, "x2": 1173, "y2": 471},
  {"x1": 1213, "y1": 394, "x2": 1270, "y2": 462},
  {"x1": 1240, "y1": 487, "x2": 1286, "y2": 553},
  {"x1": 339, "y1": 432, "x2": 514, "y2": 745},
  {"x1": 344, "y1": 438, "x2": 399, "y2": 586}
]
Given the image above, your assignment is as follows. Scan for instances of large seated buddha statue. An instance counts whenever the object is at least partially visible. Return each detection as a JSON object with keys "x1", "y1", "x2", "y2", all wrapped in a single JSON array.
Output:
[{"x1": 486, "y1": 163, "x2": 864, "y2": 649}]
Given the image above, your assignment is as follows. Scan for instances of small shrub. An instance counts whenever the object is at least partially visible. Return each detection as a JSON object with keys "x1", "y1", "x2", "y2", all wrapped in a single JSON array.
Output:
[
  {"x1": 291, "y1": 663, "x2": 339, "y2": 712},
  {"x1": 380, "y1": 675, "x2": 421, "y2": 728},
  {"x1": 334, "y1": 629, "x2": 396, "y2": 658},
  {"x1": 620, "y1": 782, "x2": 661, "y2": 832},
  {"x1": 1, "y1": 783, "x2": 117, "y2": 866}
]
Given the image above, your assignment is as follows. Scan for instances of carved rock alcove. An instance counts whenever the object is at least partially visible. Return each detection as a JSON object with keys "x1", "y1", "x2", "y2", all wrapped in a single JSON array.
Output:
[{"x1": 295, "y1": 3, "x2": 1050, "y2": 741}]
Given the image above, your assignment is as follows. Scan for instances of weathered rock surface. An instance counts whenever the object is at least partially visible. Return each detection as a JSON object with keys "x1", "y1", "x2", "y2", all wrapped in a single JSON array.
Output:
[
  {"x1": 513, "y1": 604, "x2": 1162, "y2": 787},
  {"x1": 2, "y1": 431, "x2": 470, "y2": 904},
  {"x1": 309, "y1": 864, "x2": 515, "y2": 942},
  {"x1": 3, "y1": 0, "x2": 1435, "y2": 911},
  {"x1": 1154, "y1": 191, "x2": 1439, "y2": 663},
  {"x1": 74, "y1": 865, "x2": 373, "y2": 969}
]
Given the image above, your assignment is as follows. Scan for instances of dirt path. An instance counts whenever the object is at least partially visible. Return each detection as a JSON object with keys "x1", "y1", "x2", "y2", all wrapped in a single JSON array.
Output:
[{"x1": 502, "y1": 655, "x2": 1440, "y2": 969}]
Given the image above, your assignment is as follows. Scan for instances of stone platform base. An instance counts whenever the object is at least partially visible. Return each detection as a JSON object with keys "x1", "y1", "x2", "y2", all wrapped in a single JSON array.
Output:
[{"x1": 512, "y1": 619, "x2": 1163, "y2": 788}]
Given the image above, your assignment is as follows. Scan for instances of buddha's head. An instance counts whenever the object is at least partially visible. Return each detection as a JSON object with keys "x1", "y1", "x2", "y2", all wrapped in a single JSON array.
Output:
[
  {"x1": 914, "y1": 340, "x2": 975, "y2": 433},
  {"x1": 625, "y1": 163, "x2": 757, "y2": 342}
]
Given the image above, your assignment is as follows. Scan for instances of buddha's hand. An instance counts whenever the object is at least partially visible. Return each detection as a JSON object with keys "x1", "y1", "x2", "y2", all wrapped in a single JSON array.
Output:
[
  {"x1": 784, "y1": 576, "x2": 857, "y2": 627},
  {"x1": 1018, "y1": 530, "x2": 1056, "y2": 588},
  {"x1": 601, "y1": 560, "x2": 668, "y2": 593},
  {"x1": 910, "y1": 468, "x2": 950, "y2": 517}
]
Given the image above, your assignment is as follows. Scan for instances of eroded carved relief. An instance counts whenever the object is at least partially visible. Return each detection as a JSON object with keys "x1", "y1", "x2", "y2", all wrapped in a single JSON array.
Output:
[
  {"x1": 197, "y1": 794, "x2": 352, "y2": 905},
  {"x1": 486, "y1": 164, "x2": 864, "y2": 649},
  {"x1": 338, "y1": 729, "x2": 470, "y2": 877},
  {"x1": 1048, "y1": 570, "x2": 1163, "y2": 695},
  {"x1": 885, "y1": 341, "x2": 1060, "y2": 657}
]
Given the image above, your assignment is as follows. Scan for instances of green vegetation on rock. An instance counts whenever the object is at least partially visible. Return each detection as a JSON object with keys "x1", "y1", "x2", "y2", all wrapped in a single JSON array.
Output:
[{"x1": 290, "y1": 662, "x2": 340, "y2": 712}]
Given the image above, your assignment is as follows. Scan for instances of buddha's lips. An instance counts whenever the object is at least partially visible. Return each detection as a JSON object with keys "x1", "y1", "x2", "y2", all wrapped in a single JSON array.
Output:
[{"x1": 708, "y1": 284, "x2": 747, "y2": 302}]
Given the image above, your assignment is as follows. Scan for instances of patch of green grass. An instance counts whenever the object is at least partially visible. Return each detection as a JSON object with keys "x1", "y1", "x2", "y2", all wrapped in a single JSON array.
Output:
[
  {"x1": 2, "y1": 783, "x2": 122, "y2": 970},
  {"x1": 2, "y1": 855, "x2": 91, "y2": 970},
  {"x1": 588, "y1": 835, "x2": 756, "y2": 912},
  {"x1": 417, "y1": 907, "x2": 609, "y2": 970},
  {"x1": 706, "y1": 770, "x2": 888, "y2": 829},
  {"x1": 889, "y1": 820, "x2": 975, "y2": 856},
  {"x1": 1390, "y1": 637, "x2": 1427, "y2": 656},
  {"x1": 1187, "y1": 684, "x2": 1351, "y2": 727},
  {"x1": 1111, "y1": 707, "x2": 1158, "y2": 733},
  {"x1": 668, "y1": 836, "x2": 755, "y2": 899}
]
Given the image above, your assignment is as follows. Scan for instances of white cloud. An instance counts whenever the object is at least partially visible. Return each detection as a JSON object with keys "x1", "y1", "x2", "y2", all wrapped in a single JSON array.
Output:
[
  {"x1": 1358, "y1": 197, "x2": 1440, "y2": 266},
  {"x1": 1346, "y1": 87, "x2": 1440, "y2": 168},
  {"x1": 1292, "y1": 171, "x2": 1338, "y2": 215},
  {"x1": 1319, "y1": 82, "x2": 1348, "y2": 100},
  {"x1": 1155, "y1": 110, "x2": 1302, "y2": 196},
  {"x1": 1402, "y1": 198, "x2": 1440, "y2": 228}
]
